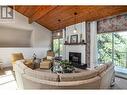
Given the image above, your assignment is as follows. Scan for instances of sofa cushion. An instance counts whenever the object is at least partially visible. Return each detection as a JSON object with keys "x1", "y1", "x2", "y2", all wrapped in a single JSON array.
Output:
[
  {"x1": 95, "y1": 64, "x2": 107, "y2": 74},
  {"x1": 24, "y1": 68, "x2": 59, "y2": 82},
  {"x1": 59, "y1": 69, "x2": 98, "y2": 82},
  {"x1": 16, "y1": 60, "x2": 28, "y2": 69},
  {"x1": 25, "y1": 59, "x2": 33, "y2": 64},
  {"x1": 105, "y1": 62, "x2": 112, "y2": 69},
  {"x1": 16, "y1": 60, "x2": 28, "y2": 73},
  {"x1": 58, "y1": 76, "x2": 101, "y2": 89}
]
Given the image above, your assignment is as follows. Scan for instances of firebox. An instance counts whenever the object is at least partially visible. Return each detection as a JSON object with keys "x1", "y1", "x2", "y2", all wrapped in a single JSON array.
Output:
[{"x1": 69, "y1": 52, "x2": 81, "y2": 66}]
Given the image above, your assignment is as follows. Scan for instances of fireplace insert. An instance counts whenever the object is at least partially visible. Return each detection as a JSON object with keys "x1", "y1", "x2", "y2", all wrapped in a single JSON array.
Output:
[
  {"x1": 69, "y1": 52, "x2": 87, "y2": 69},
  {"x1": 69, "y1": 52, "x2": 81, "y2": 65}
]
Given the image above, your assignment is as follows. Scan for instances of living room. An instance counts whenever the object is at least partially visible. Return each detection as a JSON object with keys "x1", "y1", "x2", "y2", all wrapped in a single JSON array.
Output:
[{"x1": 0, "y1": 5, "x2": 127, "y2": 90}]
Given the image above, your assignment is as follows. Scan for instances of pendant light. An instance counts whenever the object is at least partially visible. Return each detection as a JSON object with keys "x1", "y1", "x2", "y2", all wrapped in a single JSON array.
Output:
[
  {"x1": 73, "y1": 12, "x2": 78, "y2": 33},
  {"x1": 57, "y1": 19, "x2": 61, "y2": 36},
  {"x1": 57, "y1": 32, "x2": 60, "y2": 36}
]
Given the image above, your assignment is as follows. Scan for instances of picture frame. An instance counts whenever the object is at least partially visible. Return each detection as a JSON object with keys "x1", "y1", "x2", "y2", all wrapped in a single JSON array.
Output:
[{"x1": 70, "y1": 35, "x2": 78, "y2": 43}]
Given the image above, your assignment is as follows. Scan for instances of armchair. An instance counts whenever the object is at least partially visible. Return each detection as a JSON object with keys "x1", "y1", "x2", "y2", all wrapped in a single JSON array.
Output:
[
  {"x1": 40, "y1": 50, "x2": 55, "y2": 69},
  {"x1": 11, "y1": 53, "x2": 33, "y2": 71}
]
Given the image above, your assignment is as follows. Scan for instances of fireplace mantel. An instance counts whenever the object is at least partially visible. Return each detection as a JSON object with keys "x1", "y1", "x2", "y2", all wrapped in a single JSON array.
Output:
[{"x1": 64, "y1": 42, "x2": 86, "y2": 45}]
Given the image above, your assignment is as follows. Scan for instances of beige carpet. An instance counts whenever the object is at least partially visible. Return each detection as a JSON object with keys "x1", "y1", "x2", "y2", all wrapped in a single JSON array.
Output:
[{"x1": 112, "y1": 77, "x2": 127, "y2": 89}]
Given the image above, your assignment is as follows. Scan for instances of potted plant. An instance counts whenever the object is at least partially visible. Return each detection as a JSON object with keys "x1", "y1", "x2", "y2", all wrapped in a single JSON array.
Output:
[{"x1": 59, "y1": 60, "x2": 74, "y2": 73}]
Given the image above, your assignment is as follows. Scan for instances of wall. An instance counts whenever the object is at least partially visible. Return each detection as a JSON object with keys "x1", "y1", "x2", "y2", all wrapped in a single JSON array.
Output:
[
  {"x1": 31, "y1": 22, "x2": 52, "y2": 48},
  {"x1": 63, "y1": 22, "x2": 86, "y2": 64},
  {"x1": 0, "y1": 7, "x2": 32, "y2": 31},
  {"x1": 0, "y1": 8, "x2": 52, "y2": 67},
  {"x1": 0, "y1": 27, "x2": 32, "y2": 47}
]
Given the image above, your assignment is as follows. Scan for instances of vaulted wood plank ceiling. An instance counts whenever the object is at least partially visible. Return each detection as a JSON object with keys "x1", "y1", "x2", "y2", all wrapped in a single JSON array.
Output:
[{"x1": 14, "y1": 6, "x2": 127, "y2": 31}]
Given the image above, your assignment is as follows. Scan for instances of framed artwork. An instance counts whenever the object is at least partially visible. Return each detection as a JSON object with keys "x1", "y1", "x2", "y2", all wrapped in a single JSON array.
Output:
[{"x1": 70, "y1": 35, "x2": 78, "y2": 43}]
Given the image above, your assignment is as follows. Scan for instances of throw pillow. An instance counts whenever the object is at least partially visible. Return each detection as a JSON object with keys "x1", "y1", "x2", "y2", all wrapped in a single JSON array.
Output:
[{"x1": 47, "y1": 56, "x2": 53, "y2": 60}]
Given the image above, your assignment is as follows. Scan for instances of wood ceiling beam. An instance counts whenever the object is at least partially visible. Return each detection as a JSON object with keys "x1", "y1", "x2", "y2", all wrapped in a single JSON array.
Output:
[{"x1": 29, "y1": 6, "x2": 57, "y2": 24}]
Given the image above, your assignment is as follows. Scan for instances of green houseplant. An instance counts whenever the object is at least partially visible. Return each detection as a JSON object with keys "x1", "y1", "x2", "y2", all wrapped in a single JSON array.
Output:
[{"x1": 59, "y1": 60, "x2": 74, "y2": 73}]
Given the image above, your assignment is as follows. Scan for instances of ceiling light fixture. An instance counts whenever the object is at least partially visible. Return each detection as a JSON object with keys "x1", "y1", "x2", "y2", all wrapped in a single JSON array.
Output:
[
  {"x1": 57, "y1": 19, "x2": 61, "y2": 36},
  {"x1": 73, "y1": 12, "x2": 78, "y2": 33},
  {"x1": 57, "y1": 32, "x2": 60, "y2": 36}
]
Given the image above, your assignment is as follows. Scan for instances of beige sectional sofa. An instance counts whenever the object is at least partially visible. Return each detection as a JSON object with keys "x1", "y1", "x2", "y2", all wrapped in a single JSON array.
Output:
[{"x1": 15, "y1": 60, "x2": 114, "y2": 89}]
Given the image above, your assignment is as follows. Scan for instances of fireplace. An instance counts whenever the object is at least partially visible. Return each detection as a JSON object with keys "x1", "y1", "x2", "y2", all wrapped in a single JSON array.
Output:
[{"x1": 69, "y1": 52, "x2": 81, "y2": 66}]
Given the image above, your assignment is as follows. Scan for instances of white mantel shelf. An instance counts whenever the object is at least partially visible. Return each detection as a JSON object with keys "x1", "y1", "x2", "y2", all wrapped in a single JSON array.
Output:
[{"x1": 64, "y1": 43, "x2": 86, "y2": 45}]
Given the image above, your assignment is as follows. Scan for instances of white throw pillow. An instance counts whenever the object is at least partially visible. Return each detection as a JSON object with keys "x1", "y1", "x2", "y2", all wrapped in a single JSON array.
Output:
[{"x1": 47, "y1": 56, "x2": 53, "y2": 60}]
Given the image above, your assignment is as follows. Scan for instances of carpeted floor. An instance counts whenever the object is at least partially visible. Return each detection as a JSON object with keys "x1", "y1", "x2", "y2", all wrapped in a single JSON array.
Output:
[
  {"x1": 0, "y1": 67, "x2": 127, "y2": 89},
  {"x1": 112, "y1": 77, "x2": 127, "y2": 89}
]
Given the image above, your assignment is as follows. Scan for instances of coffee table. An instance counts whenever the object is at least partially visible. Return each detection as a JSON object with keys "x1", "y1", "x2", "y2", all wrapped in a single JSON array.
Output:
[
  {"x1": 35, "y1": 60, "x2": 84, "y2": 74},
  {"x1": 51, "y1": 63, "x2": 83, "y2": 74},
  {"x1": 31, "y1": 58, "x2": 41, "y2": 69}
]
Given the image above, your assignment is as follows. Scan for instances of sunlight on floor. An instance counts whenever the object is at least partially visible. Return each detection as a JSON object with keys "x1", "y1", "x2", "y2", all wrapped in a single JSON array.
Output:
[{"x1": 0, "y1": 69, "x2": 18, "y2": 90}]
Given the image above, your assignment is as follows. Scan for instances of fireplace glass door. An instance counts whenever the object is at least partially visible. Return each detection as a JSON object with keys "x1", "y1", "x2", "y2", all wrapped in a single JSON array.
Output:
[{"x1": 69, "y1": 52, "x2": 81, "y2": 65}]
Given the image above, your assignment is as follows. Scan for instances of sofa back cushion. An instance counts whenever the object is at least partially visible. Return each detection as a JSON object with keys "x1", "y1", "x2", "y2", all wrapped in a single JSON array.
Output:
[
  {"x1": 15, "y1": 60, "x2": 28, "y2": 73},
  {"x1": 24, "y1": 68, "x2": 59, "y2": 82},
  {"x1": 47, "y1": 51, "x2": 55, "y2": 57},
  {"x1": 58, "y1": 76, "x2": 101, "y2": 89},
  {"x1": 99, "y1": 64, "x2": 114, "y2": 88},
  {"x1": 95, "y1": 64, "x2": 107, "y2": 74},
  {"x1": 105, "y1": 62, "x2": 112, "y2": 69},
  {"x1": 59, "y1": 69, "x2": 98, "y2": 82}
]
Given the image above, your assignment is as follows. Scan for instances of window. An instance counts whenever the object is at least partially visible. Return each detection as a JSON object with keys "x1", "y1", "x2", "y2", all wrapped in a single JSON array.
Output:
[
  {"x1": 97, "y1": 33, "x2": 112, "y2": 64},
  {"x1": 52, "y1": 30, "x2": 63, "y2": 57},
  {"x1": 97, "y1": 32, "x2": 127, "y2": 74},
  {"x1": 53, "y1": 38, "x2": 63, "y2": 57}
]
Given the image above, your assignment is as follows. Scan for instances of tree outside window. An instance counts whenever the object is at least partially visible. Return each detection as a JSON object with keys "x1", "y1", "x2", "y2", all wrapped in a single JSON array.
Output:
[
  {"x1": 53, "y1": 38, "x2": 63, "y2": 57},
  {"x1": 97, "y1": 32, "x2": 127, "y2": 68}
]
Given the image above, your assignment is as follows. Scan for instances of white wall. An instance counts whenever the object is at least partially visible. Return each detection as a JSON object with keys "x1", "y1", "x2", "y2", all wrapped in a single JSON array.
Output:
[
  {"x1": 31, "y1": 22, "x2": 52, "y2": 48},
  {"x1": 0, "y1": 8, "x2": 32, "y2": 31},
  {"x1": 0, "y1": 8, "x2": 52, "y2": 67},
  {"x1": 0, "y1": 27, "x2": 32, "y2": 47},
  {"x1": 63, "y1": 22, "x2": 86, "y2": 64}
]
